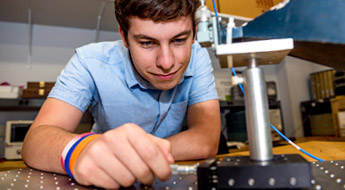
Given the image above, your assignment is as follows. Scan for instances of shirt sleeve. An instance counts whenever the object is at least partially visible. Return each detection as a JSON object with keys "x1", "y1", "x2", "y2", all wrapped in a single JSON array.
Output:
[
  {"x1": 48, "y1": 53, "x2": 97, "y2": 113},
  {"x1": 188, "y1": 45, "x2": 219, "y2": 106}
]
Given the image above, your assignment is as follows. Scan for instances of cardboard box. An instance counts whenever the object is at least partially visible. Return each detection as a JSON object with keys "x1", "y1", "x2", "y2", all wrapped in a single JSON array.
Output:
[
  {"x1": 22, "y1": 88, "x2": 51, "y2": 99},
  {"x1": 309, "y1": 113, "x2": 334, "y2": 136},
  {"x1": 337, "y1": 111, "x2": 345, "y2": 137},
  {"x1": 330, "y1": 96, "x2": 345, "y2": 137},
  {"x1": 27, "y1": 81, "x2": 55, "y2": 89},
  {"x1": 21, "y1": 81, "x2": 55, "y2": 99}
]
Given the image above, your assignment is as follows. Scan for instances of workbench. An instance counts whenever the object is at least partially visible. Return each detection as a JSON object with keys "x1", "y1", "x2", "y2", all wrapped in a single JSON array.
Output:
[
  {"x1": 0, "y1": 140, "x2": 344, "y2": 189},
  {"x1": 227, "y1": 140, "x2": 345, "y2": 162}
]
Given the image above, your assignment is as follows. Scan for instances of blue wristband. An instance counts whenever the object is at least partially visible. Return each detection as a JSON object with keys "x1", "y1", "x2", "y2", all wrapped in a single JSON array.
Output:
[{"x1": 64, "y1": 133, "x2": 94, "y2": 178}]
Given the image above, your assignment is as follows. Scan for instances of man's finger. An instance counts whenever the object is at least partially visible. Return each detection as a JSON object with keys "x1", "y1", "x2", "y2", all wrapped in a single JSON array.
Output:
[
  {"x1": 125, "y1": 126, "x2": 172, "y2": 181},
  {"x1": 104, "y1": 126, "x2": 155, "y2": 184},
  {"x1": 149, "y1": 134, "x2": 174, "y2": 163},
  {"x1": 86, "y1": 138, "x2": 136, "y2": 187},
  {"x1": 73, "y1": 150, "x2": 120, "y2": 189}
]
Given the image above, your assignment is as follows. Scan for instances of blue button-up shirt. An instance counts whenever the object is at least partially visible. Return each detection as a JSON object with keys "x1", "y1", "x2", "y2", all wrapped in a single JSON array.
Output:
[{"x1": 49, "y1": 40, "x2": 218, "y2": 138}]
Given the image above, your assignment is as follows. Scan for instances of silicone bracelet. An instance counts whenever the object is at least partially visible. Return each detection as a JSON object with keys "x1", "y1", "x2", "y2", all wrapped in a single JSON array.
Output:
[
  {"x1": 61, "y1": 132, "x2": 95, "y2": 172},
  {"x1": 69, "y1": 134, "x2": 100, "y2": 175},
  {"x1": 63, "y1": 133, "x2": 95, "y2": 178}
]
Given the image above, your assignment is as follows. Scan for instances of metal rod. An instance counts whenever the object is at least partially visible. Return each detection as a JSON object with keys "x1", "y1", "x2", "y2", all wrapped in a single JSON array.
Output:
[{"x1": 243, "y1": 58, "x2": 273, "y2": 161}]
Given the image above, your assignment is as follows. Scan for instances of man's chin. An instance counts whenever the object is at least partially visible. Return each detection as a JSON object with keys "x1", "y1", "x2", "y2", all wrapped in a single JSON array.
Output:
[{"x1": 152, "y1": 81, "x2": 179, "y2": 91}]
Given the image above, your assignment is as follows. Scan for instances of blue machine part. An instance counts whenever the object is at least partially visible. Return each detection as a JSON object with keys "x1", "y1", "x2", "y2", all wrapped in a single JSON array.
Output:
[{"x1": 232, "y1": 0, "x2": 345, "y2": 70}]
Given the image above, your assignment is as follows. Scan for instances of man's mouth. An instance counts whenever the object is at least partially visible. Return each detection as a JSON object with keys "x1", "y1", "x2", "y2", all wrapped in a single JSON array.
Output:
[{"x1": 153, "y1": 70, "x2": 178, "y2": 81}]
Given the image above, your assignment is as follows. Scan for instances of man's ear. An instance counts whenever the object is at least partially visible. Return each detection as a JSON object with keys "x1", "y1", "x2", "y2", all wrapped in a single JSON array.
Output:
[
  {"x1": 119, "y1": 26, "x2": 129, "y2": 48},
  {"x1": 193, "y1": 25, "x2": 198, "y2": 44}
]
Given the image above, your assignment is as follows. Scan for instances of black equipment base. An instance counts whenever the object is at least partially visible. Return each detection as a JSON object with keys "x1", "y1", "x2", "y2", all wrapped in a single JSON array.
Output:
[{"x1": 216, "y1": 154, "x2": 312, "y2": 189}]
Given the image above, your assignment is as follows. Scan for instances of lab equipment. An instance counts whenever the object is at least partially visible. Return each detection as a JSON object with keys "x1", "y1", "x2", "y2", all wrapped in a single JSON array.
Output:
[{"x1": 193, "y1": 0, "x2": 317, "y2": 189}]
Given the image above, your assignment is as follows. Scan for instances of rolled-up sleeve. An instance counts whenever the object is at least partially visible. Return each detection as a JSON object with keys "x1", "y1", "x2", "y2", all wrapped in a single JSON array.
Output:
[{"x1": 48, "y1": 53, "x2": 96, "y2": 113}]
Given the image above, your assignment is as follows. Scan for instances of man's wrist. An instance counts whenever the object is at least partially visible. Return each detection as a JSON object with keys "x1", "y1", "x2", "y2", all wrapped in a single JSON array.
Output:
[{"x1": 61, "y1": 132, "x2": 100, "y2": 178}]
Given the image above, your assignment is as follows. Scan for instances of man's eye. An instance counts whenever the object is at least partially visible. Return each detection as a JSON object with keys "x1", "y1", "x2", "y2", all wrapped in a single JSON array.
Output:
[
  {"x1": 140, "y1": 41, "x2": 153, "y2": 47},
  {"x1": 174, "y1": 38, "x2": 186, "y2": 44}
]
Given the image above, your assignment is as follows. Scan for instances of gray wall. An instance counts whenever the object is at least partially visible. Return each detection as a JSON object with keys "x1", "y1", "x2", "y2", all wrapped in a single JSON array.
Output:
[
  {"x1": 0, "y1": 21, "x2": 121, "y2": 86},
  {"x1": 275, "y1": 57, "x2": 330, "y2": 138}
]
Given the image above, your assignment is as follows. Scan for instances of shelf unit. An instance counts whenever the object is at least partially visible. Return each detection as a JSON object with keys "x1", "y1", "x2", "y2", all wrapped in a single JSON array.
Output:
[{"x1": 0, "y1": 99, "x2": 44, "y2": 111}]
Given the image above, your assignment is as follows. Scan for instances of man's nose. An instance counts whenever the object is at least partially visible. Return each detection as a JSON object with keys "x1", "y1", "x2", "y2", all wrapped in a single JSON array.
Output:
[{"x1": 157, "y1": 45, "x2": 175, "y2": 71}]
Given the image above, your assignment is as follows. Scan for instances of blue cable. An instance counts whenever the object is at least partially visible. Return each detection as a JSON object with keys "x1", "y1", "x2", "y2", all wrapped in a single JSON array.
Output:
[
  {"x1": 212, "y1": 1, "x2": 324, "y2": 162},
  {"x1": 211, "y1": 0, "x2": 218, "y2": 17},
  {"x1": 270, "y1": 124, "x2": 324, "y2": 162}
]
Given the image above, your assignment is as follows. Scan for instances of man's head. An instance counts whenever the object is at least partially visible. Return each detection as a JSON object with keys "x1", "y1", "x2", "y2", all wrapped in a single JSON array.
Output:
[
  {"x1": 115, "y1": 0, "x2": 201, "y2": 42},
  {"x1": 115, "y1": 0, "x2": 202, "y2": 91}
]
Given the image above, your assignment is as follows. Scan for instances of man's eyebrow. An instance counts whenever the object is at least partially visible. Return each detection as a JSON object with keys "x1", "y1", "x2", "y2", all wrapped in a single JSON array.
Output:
[
  {"x1": 133, "y1": 30, "x2": 192, "y2": 41},
  {"x1": 133, "y1": 34, "x2": 155, "y2": 41},
  {"x1": 172, "y1": 30, "x2": 192, "y2": 39}
]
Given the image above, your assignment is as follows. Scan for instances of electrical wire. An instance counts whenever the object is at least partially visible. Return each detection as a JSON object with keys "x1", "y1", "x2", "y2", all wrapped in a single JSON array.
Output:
[
  {"x1": 211, "y1": 0, "x2": 218, "y2": 17},
  {"x1": 211, "y1": 1, "x2": 324, "y2": 162},
  {"x1": 270, "y1": 124, "x2": 324, "y2": 162}
]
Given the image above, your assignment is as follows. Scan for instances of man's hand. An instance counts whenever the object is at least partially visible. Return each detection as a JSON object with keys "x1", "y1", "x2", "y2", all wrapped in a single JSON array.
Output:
[{"x1": 73, "y1": 123, "x2": 174, "y2": 189}]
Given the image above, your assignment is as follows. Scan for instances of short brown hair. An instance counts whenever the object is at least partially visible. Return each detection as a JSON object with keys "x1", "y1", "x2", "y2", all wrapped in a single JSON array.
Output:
[{"x1": 115, "y1": 0, "x2": 201, "y2": 39}]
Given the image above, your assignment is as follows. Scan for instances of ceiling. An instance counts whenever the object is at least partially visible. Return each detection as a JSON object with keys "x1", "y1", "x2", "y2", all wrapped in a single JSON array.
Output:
[{"x1": 0, "y1": 0, "x2": 118, "y2": 32}]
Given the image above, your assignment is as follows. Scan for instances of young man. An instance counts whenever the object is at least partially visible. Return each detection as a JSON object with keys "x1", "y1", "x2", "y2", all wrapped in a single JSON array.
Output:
[{"x1": 22, "y1": 0, "x2": 221, "y2": 189}]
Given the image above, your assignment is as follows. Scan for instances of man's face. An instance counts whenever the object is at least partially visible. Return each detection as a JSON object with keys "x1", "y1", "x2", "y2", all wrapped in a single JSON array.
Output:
[{"x1": 120, "y1": 16, "x2": 195, "y2": 90}]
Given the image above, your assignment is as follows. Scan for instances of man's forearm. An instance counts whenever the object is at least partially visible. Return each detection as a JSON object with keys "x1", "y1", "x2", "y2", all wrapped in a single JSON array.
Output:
[
  {"x1": 22, "y1": 125, "x2": 78, "y2": 174},
  {"x1": 166, "y1": 127, "x2": 220, "y2": 161},
  {"x1": 168, "y1": 100, "x2": 221, "y2": 161}
]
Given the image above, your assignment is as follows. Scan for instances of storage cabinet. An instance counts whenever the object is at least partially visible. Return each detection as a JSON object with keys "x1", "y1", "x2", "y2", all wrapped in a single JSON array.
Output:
[{"x1": 300, "y1": 99, "x2": 334, "y2": 137}]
